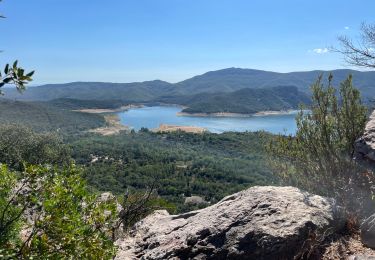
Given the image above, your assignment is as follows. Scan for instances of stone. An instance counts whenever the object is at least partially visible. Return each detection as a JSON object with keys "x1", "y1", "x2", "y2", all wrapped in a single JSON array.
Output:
[
  {"x1": 115, "y1": 186, "x2": 343, "y2": 260},
  {"x1": 184, "y1": 196, "x2": 208, "y2": 205},
  {"x1": 361, "y1": 214, "x2": 375, "y2": 249},
  {"x1": 355, "y1": 110, "x2": 375, "y2": 163},
  {"x1": 348, "y1": 255, "x2": 375, "y2": 260}
]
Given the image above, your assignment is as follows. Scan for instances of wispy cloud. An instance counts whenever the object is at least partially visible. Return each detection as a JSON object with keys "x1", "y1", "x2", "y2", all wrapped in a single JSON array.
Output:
[
  {"x1": 344, "y1": 26, "x2": 350, "y2": 30},
  {"x1": 311, "y1": 48, "x2": 329, "y2": 54}
]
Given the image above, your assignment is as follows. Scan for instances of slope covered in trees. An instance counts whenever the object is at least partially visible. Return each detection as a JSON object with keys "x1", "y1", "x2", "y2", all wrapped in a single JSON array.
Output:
[
  {"x1": 0, "y1": 99, "x2": 106, "y2": 134},
  {"x1": 161, "y1": 86, "x2": 310, "y2": 114},
  {"x1": 4, "y1": 68, "x2": 375, "y2": 101},
  {"x1": 71, "y1": 130, "x2": 275, "y2": 212}
]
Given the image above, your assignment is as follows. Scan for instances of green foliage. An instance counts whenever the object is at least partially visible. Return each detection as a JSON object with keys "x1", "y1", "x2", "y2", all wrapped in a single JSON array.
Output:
[
  {"x1": 0, "y1": 124, "x2": 71, "y2": 170},
  {"x1": 119, "y1": 186, "x2": 176, "y2": 230},
  {"x1": 269, "y1": 75, "x2": 372, "y2": 215},
  {"x1": 0, "y1": 60, "x2": 34, "y2": 94},
  {"x1": 0, "y1": 164, "x2": 117, "y2": 259},
  {"x1": 4, "y1": 69, "x2": 375, "y2": 110},
  {"x1": 0, "y1": 165, "x2": 22, "y2": 259},
  {"x1": 0, "y1": 4, "x2": 34, "y2": 94},
  {"x1": 164, "y1": 86, "x2": 310, "y2": 114},
  {"x1": 25, "y1": 165, "x2": 117, "y2": 259},
  {"x1": 0, "y1": 100, "x2": 106, "y2": 135},
  {"x1": 71, "y1": 130, "x2": 275, "y2": 212},
  {"x1": 48, "y1": 98, "x2": 126, "y2": 110}
]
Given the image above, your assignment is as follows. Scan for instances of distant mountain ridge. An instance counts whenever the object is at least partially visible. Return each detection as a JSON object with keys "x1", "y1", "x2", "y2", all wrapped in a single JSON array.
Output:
[
  {"x1": 2, "y1": 68, "x2": 375, "y2": 114},
  {"x1": 175, "y1": 68, "x2": 375, "y2": 98}
]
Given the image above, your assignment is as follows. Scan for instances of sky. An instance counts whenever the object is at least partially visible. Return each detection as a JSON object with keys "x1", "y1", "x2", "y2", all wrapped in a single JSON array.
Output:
[{"x1": 0, "y1": 0, "x2": 374, "y2": 85}]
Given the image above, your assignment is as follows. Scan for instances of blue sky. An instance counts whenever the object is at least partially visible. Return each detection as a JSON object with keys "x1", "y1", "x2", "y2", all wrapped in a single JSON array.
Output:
[{"x1": 0, "y1": 0, "x2": 374, "y2": 84}]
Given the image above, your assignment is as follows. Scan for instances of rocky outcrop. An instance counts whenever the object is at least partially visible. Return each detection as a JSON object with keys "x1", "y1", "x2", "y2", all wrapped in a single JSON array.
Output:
[
  {"x1": 361, "y1": 214, "x2": 375, "y2": 249},
  {"x1": 355, "y1": 110, "x2": 375, "y2": 163},
  {"x1": 115, "y1": 186, "x2": 343, "y2": 260}
]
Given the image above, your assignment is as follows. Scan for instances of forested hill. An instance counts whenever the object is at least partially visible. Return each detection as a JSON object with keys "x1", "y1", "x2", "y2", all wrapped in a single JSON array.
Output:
[
  {"x1": 2, "y1": 68, "x2": 374, "y2": 114},
  {"x1": 2, "y1": 80, "x2": 175, "y2": 102},
  {"x1": 0, "y1": 99, "x2": 105, "y2": 134},
  {"x1": 175, "y1": 68, "x2": 375, "y2": 99},
  {"x1": 3, "y1": 68, "x2": 375, "y2": 102},
  {"x1": 160, "y1": 86, "x2": 310, "y2": 114}
]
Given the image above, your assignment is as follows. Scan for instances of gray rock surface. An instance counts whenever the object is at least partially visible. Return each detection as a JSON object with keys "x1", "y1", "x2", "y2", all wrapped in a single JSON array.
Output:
[
  {"x1": 348, "y1": 255, "x2": 375, "y2": 260},
  {"x1": 115, "y1": 186, "x2": 342, "y2": 260},
  {"x1": 355, "y1": 110, "x2": 375, "y2": 162},
  {"x1": 361, "y1": 214, "x2": 375, "y2": 249}
]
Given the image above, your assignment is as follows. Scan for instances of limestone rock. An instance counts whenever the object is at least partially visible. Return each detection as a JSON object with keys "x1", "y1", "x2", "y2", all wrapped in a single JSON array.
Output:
[
  {"x1": 361, "y1": 214, "x2": 375, "y2": 249},
  {"x1": 184, "y1": 196, "x2": 208, "y2": 205},
  {"x1": 115, "y1": 186, "x2": 342, "y2": 260},
  {"x1": 348, "y1": 255, "x2": 375, "y2": 260},
  {"x1": 355, "y1": 110, "x2": 375, "y2": 162}
]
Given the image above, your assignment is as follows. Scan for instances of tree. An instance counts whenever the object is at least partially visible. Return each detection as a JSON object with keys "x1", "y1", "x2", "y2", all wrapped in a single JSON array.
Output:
[
  {"x1": 0, "y1": 164, "x2": 117, "y2": 259},
  {"x1": 0, "y1": 0, "x2": 34, "y2": 94},
  {"x1": 269, "y1": 75, "x2": 373, "y2": 218},
  {"x1": 337, "y1": 23, "x2": 375, "y2": 69},
  {"x1": 0, "y1": 124, "x2": 72, "y2": 171}
]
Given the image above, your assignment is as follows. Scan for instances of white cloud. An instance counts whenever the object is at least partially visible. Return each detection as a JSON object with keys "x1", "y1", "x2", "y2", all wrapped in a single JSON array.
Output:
[
  {"x1": 344, "y1": 26, "x2": 350, "y2": 30},
  {"x1": 312, "y1": 48, "x2": 329, "y2": 54}
]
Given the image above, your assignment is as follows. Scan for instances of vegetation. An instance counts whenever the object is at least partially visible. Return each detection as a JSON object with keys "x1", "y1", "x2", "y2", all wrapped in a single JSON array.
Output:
[
  {"x1": 269, "y1": 75, "x2": 373, "y2": 218},
  {"x1": 337, "y1": 22, "x2": 375, "y2": 69},
  {"x1": 4, "y1": 68, "x2": 375, "y2": 109},
  {"x1": 0, "y1": 4, "x2": 34, "y2": 94},
  {"x1": 0, "y1": 124, "x2": 71, "y2": 170},
  {"x1": 0, "y1": 164, "x2": 117, "y2": 259},
  {"x1": 0, "y1": 60, "x2": 34, "y2": 95},
  {"x1": 71, "y1": 130, "x2": 275, "y2": 212},
  {"x1": 167, "y1": 86, "x2": 310, "y2": 114},
  {"x1": 0, "y1": 99, "x2": 106, "y2": 135}
]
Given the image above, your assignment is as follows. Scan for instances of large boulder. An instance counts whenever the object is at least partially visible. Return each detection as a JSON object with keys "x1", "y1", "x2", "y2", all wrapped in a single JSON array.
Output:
[
  {"x1": 115, "y1": 186, "x2": 343, "y2": 260},
  {"x1": 361, "y1": 214, "x2": 375, "y2": 249},
  {"x1": 355, "y1": 110, "x2": 375, "y2": 163}
]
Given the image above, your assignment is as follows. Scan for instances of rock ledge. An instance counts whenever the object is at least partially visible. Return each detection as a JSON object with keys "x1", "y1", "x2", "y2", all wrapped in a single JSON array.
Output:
[{"x1": 115, "y1": 186, "x2": 342, "y2": 260}]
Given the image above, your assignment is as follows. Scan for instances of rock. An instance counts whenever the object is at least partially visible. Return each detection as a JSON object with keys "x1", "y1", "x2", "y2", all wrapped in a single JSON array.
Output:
[
  {"x1": 361, "y1": 214, "x2": 375, "y2": 249},
  {"x1": 115, "y1": 186, "x2": 343, "y2": 260},
  {"x1": 348, "y1": 255, "x2": 375, "y2": 260},
  {"x1": 355, "y1": 110, "x2": 375, "y2": 163},
  {"x1": 98, "y1": 192, "x2": 123, "y2": 213},
  {"x1": 184, "y1": 196, "x2": 208, "y2": 205}
]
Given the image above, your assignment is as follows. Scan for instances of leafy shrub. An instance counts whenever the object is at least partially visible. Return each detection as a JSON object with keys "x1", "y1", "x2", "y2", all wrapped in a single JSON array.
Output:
[
  {"x1": 269, "y1": 75, "x2": 374, "y2": 219},
  {"x1": 0, "y1": 164, "x2": 117, "y2": 259},
  {"x1": 0, "y1": 124, "x2": 71, "y2": 170}
]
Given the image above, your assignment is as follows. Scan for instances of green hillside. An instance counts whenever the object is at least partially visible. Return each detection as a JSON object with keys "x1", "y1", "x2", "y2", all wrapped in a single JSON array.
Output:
[
  {"x1": 0, "y1": 99, "x2": 105, "y2": 134},
  {"x1": 2, "y1": 68, "x2": 374, "y2": 114},
  {"x1": 175, "y1": 68, "x2": 375, "y2": 100},
  {"x1": 161, "y1": 86, "x2": 310, "y2": 114},
  {"x1": 3, "y1": 80, "x2": 175, "y2": 102},
  {"x1": 71, "y1": 130, "x2": 275, "y2": 212},
  {"x1": 3, "y1": 68, "x2": 375, "y2": 102}
]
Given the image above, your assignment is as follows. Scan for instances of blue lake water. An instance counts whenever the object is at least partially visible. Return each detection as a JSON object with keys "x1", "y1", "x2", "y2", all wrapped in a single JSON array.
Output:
[{"x1": 117, "y1": 106, "x2": 298, "y2": 135}]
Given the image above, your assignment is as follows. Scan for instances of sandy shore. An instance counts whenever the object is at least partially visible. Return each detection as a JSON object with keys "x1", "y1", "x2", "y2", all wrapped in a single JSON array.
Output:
[
  {"x1": 88, "y1": 114, "x2": 128, "y2": 136},
  {"x1": 177, "y1": 110, "x2": 297, "y2": 118},
  {"x1": 153, "y1": 124, "x2": 207, "y2": 134},
  {"x1": 177, "y1": 112, "x2": 252, "y2": 117},
  {"x1": 253, "y1": 110, "x2": 297, "y2": 116},
  {"x1": 75, "y1": 104, "x2": 144, "y2": 114}
]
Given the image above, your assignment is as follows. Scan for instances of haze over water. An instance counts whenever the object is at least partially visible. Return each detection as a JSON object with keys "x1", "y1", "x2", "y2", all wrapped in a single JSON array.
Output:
[{"x1": 118, "y1": 106, "x2": 298, "y2": 134}]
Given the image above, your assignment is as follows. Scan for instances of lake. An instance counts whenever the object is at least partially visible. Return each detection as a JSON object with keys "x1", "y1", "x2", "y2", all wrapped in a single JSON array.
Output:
[{"x1": 117, "y1": 106, "x2": 299, "y2": 134}]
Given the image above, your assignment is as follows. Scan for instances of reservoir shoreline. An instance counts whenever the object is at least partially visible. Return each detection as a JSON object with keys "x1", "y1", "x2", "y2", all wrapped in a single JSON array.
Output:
[{"x1": 177, "y1": 109, "x2": 298, "y2": 118}]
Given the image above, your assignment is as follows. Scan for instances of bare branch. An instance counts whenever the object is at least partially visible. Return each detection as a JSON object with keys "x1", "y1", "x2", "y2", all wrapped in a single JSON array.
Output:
[{"x1": 334, "y1": 23, "x2": 375, "y2": 69}]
